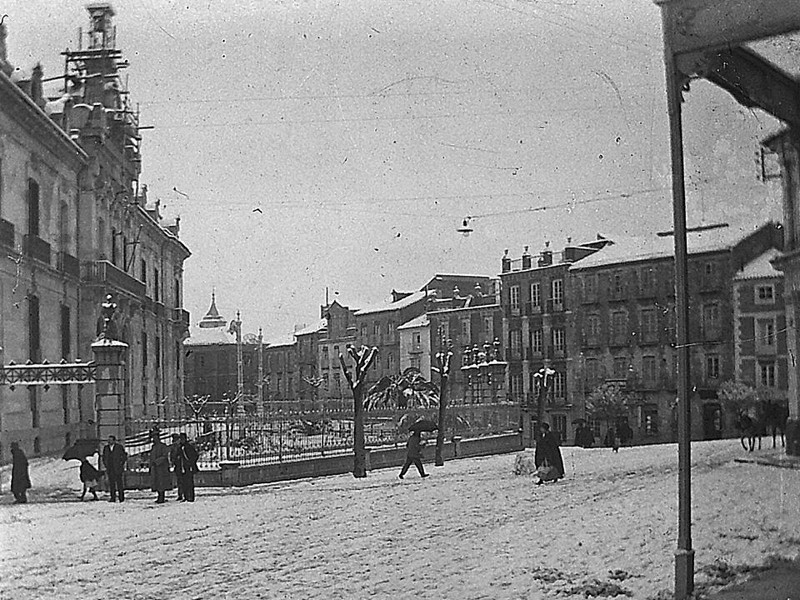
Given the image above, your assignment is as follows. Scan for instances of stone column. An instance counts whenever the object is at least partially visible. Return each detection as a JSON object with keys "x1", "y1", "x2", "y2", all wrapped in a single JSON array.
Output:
[{"x1": 92, "y1": 338, "x2": 129, "y2": 442}]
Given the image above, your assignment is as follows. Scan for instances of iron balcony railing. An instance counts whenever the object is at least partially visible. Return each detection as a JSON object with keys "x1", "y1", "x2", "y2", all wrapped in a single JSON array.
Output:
[
  {"x1": 23, "y1": 234, "x2": 51, "y2": 265},
  {"x1": 82, "y1": 260, "x2": 146, "y2": 297}
]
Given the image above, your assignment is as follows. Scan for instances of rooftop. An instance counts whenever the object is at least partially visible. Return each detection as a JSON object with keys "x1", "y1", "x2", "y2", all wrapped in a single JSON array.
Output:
[
  {"x1": 294, "y1": 319, "x2": 327, "y2": 337},
  {"x1": 398, "y1": 314, "x2": 430, "y2": 330},
  {"x1": 571, "y1": 223, "x2": 766, "y2": 271},
  {"x1": 355, "y1": 290, "x2": 430, "y2": 316},
  {"x1": 734, "y1": 248, "x2": 783, "y2": 280}
]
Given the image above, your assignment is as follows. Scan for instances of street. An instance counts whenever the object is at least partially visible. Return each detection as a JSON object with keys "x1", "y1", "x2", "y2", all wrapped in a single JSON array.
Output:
[{"x1": 1, "y1": 439, "x2": 799, "y2": 599}]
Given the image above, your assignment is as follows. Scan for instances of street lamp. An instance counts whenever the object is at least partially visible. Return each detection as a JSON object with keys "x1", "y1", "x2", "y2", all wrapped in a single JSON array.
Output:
[{"x1": 461, "y1": 345, "x2": 477, "y2": 404}]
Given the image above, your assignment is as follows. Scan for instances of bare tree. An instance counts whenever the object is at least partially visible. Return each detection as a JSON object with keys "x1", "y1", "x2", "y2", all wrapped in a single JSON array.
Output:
[
  {"x1": 432, "y1": 341, "x2": 453, "y2": 466},
  {"x1": 717, "y1": 380, "x2": 757, "y2": 417},
  {"x1": 340, "y1": 344, "x2": 378, "y2": 478},
  {"x1": 585, "y1": 381, "x2": 638, "y2": 426}
]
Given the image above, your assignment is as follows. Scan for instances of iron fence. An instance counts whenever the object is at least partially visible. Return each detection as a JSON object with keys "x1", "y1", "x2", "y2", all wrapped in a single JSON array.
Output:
[{"x1": 125, "y1": 402, "x2": 520, "y2": 471}]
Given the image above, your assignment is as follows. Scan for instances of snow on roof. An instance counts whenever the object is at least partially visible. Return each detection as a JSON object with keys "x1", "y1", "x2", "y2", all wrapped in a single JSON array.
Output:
[
  {"x1": 184, "y1": 326, "x2": 235, "y2": 346},
  {"x1": 294, "y1": 318, "x2": 327, "y2": 336},
  {"x1": 734, "y1": 248, "x2": 783, "y2": 280},
  {"x1": 265, "y1": 334, "x2": 296, "y2": 348},
  {"x1": 398, "y1": 314, "x2": 429, "y2": 330},
  {"x1": 355, "y1": 290, "x2": 429, "y2": 316},
  {"x1": 571, "y1": 224, "x2": 758, "y2": 271}
]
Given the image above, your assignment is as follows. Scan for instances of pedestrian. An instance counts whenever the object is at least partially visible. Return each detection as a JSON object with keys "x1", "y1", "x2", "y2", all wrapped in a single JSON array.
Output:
[
  {"x1": 177, "y1": 433, "x2": 199, "y2": 502},
  {"x1": 102, "y1": 435, "x2": 127, "y2": 502},
  {"x1": 618, "y1": 421, "x2": 633, "y2": 447},
  {"x1": 149, "y1": 430, "x2": 172, "y2": 504},
  {"x1": 10, "y1": 442, "x2": 31, "y2": 504},
  {"x1": 604, "y1": 426, "x2": 620, "y2": 452},
  {"x1": 79, "y1": 458, "x2": 101, "y2": 501},
  {"x1": 169, "y1": 433, "x2": 183, "y2": 501},
  {"x1": 534, "y1": 423, "x2": 565, "y2": 484},
  {"x1": 399, "y1": 430, "x2": 429, "y2": 479}
]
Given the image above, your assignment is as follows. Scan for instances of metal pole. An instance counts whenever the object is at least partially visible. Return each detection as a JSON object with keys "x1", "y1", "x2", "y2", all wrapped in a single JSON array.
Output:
[
  {"x1": 257, "y1": 328, "x2": 264, "y2": 411},
  {"x1": 658, "y1": 6, "x2": 694, "y2": 596}
]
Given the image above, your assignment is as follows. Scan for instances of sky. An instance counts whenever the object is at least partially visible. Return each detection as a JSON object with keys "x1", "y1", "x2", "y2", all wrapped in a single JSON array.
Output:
[{"x1": 5, "y1": 0, "x2": 785, "y2": 340}]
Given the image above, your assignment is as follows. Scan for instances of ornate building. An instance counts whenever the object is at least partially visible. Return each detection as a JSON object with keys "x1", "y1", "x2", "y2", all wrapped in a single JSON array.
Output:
[{"x1": 0, "y1": 5, "x2": 191, "y2": 460}]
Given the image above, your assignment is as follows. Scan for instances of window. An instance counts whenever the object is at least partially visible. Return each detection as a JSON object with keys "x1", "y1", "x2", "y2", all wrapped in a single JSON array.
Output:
[
  {"x1": 755, "y1": 284, "x2": 775, "y2": 304},
  {"x1": 530, "y1": 282, "x2": 541, "y2": 308},
  {"x1": 386, "y1": 320, "x2": 394, "y2": 335},
  {"x1": 586, "y1": 314, "x2": 601, "y2": 345},
  {"x1": 155, "y1": 337, "x2": 161, "y2": 370},
  {"x1": 28, "y1": 295, "x2": 41, "y2": 362},
  {"x1": 585, "y1": 358, "x2": 599, "y2": 385},
  {"x1": 510, "y1": 373, "x2": 523, "y2": 399},
  {"x1": 643, "y1": 405, "x2": 659, "y2": 436},
  {"x1": 612, "y1": 271, "x2": 624, "y2": 297},
  {"x1": 702, "y1": 303, "x2": 721, "y2": 339},
  {"x1": 613, "y1": 357, "x2": 628, "y2": 378},
  {"x1": 413, "y1": 333, "x2": 421, "y2": 346},
  {"x1": 30, "y1": 388, "x2": 39, "y2": 429},
  {"x1": 640, "y1": 308, "x2": 658, "y2": 342},
  {"x1": 510, "y1": 329, "x2": 522, "y2": 353},
  {"x1": 59, "y1": 201, "x2": 70, "y2": 252},
  {"x1": 706, "y1": 354, "x2": 720, "y2": 380},
  {"x1": 322, "y1": 373, "x2": 329, "y2": 390},
  {"x1": 759, "y1": 362, "x2": 776, "y2": 387},
  {"x1": 551, "y1": 279, "x2": 563, "y2": 306},
  {"x1": 552, "y1": 328, "x2": 565, "y2": 353},
  {"x1": 439, "y1": 322, "x2": 450, "y2": 343},
  {"x1": 322, "y1": 346, "x2": 329, "y2": 365},
  {"x1": 510, "y1": 285, "x2": 520, "y2": 309},
  {"x1": 552, "y1": 372, "x2": 565, "y2": 399},
  {"x1": 642, "y1": 355, "x2": 657, "y2": 385},
  {"x1": 583, "y1": 274, "x2": 597, "y2": 302},
  {"x1": 373, "y1": 321, "x2": 380, "y2": 336},
  {"x1": 639, "y1": 266, "x2": 656, "y2": 295},
  {"x1": 611, "y1": 310, "x2": 628, "y2": 344},
  {"x1": 333, "y1": 372, "x2": 341, "y2": 389},
  {"x1": 757, "y1": 319, "x2": 776, "y2": 351},
  {"x1": 410, "y1": 356, "x2": 421, "y2": 370},
  {"x1": 704, "y1": 261, "x2": 717, "y2": 277},
  {"x1": 62, "y1": 387, "x2": 69, "y2": 425},
  {"x1": 60, "y1": 304, "x2": 71, "y2": 359},
  {"x1": 461, "y1": 318, "x2": 471, "y2": 342},
  {"x1": 141, "y1": 259, "x2": 147, "y2": 284},
  {"x1": 484, "y1": 316, "x2": 493, "y2": 342},
  {"x1": 531, "y1": 330, "x2": 543, "y2": 354},
  {"x1": 27, "y1": 179, "x2": 40, "y2": 236},
  {"x1": 387, "y1": 353, "x2": 395, "y2": 371},
  {"x1": 552, "y1": 414, "x2": 567, "y2": 442},
  {"x1": 154, "y1": 268, "x2": 161, "y2": 302},
  {"x1": 142, "y1": 331, "x2": 148, "y2": 371},
  {"x1": 360, "y1": 324, "x2": 368, "y2": 339}
]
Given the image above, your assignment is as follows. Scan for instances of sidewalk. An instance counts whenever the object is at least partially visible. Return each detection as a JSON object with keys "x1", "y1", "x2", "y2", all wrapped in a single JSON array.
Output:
[{"x1": 705, "y1": 558, "x2": 800, "y2": 600}]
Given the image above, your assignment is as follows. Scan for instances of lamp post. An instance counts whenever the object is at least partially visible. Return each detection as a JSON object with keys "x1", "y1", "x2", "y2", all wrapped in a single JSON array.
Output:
[
  {"x1": 533, "y1": 365, "x2": 556, "y2": 444},
  {"x1": 487, "y1": 339, "x2": 507, "y2": 405}
]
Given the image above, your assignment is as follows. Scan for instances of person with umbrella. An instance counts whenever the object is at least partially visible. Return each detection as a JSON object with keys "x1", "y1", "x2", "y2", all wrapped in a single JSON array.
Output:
[
  {"x1": 534, "y1": 422, "x2": 565, "y2": 485},
  {"x1": 10, "y1": 442, "x2": 31, "y2": 504},
  {"x1": 399, "y1": 419, "x2": 436, "y2": 479},
  {"x1": 79, "y1": 458, "x2": 101, "y2": 501},
  {"x1": 102, "y1": 435, "x2": 127, "y2": 502}
]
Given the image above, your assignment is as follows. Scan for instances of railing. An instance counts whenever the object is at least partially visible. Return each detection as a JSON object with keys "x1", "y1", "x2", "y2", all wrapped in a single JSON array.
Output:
[
  {"x1": 23, "y1": 234, "x2": 51, "y2": 265},
  {"x1": 124, "y1": 402, "x2": 520, "y2": 471},
  {"x1": 57, "y1": 251, "x2": 80, "y2": 278},
  {"x1": 82, "y1": 260, "x2": 146, "y2": 297},
  {"x1": 0, "y1": 219, "x2": 14, "y2": 248}
]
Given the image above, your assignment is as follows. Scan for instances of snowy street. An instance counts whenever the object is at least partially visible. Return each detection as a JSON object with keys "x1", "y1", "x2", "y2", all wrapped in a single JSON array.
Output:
[{"x1": 1, "y1": 439, "x2": 799, "y2": 599}]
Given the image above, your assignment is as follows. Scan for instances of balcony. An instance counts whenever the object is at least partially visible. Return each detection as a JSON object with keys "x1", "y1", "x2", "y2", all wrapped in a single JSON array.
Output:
[
  {"x1": 82, "y1": 260, "x2": 146, "y2": 297},
  {"x1": 23, "y1": 234, "x2": 51, "y2": 265},
  {"x1": 0, "y1": 219, "x2": 14, "y2": 248},
  {"x1": 57, "y1": 251, "x2": 80, "y2": 278},
  {"x1": 172, "y1": 308, "x2": 190, "y2": 330}
]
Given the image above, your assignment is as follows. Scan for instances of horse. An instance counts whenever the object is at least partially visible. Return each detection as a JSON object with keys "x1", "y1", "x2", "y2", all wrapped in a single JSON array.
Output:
[
  {"x1": 760, "y1": 401, "x2": 789, "y2": 449},
  {"x1": 736, "y1": 412, "x2": 760, "y2": 452}
]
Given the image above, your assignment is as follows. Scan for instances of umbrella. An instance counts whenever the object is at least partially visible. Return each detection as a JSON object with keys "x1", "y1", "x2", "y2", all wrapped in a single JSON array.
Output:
[
  {"x1": 62, "y1": 439, "x2": 100, "y2": 461},
  {"x1": 408, "y1": 418, "x2": 439, "y2": 433}
]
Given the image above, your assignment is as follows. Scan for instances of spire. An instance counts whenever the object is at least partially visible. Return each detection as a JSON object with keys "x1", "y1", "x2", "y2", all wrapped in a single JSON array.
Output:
[{"x1": 198, "y1": 291, "x2": 227, "y2": 329}]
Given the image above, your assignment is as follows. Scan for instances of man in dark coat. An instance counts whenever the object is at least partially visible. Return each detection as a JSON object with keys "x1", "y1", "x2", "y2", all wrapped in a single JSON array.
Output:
[
  {"x1": 399, "y1": 431, "x2": 429, "y2": 479},
  {"x1": 10, "y1": 442, "x2": 31, "y2": 504},
  {"x1": 149, "y1": 430, "x2": 172, "y2": 504},
  {"x1": 102, "y1": 435, "x2": 127, "y2": 502},
  {"x1": 534, "y1": 423, "x2": 565, "y2": 483},
  {"x1": 169, "y1": 434, "x2": 184, "y2": 501},
  {"x1": 176, "y1": 433, "x2": 199, "y2": 502}
]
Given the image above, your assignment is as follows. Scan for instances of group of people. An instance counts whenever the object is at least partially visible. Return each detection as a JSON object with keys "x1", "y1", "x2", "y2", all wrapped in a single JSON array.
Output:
[{"x1": 7, "y1": 432, "x2": 199, "y2": 505}]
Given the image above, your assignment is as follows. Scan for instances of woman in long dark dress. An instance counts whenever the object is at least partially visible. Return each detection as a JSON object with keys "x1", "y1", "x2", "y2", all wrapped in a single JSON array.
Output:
[
  {"x1": 534, "y1": 423, "x2": 565, "y2": 483},
  {"x1": 10, "y1": 442, "x2": 31, "y2": 504}
]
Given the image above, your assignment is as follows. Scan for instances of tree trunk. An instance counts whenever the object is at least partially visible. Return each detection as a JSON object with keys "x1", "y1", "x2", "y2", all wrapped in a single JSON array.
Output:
[
  {"x1": 353, "y1": 385, "x2": 367, "y2": 478},
  {"x1": 435, "y1": 375, "x2": 448, "y2": 466},
  {"x1": 536, "y1": 385, "x2": 545, "y2": 448}
]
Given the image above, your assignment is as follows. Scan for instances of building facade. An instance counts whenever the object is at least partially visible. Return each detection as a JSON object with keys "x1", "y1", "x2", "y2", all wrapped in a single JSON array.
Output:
[
  {"x1": 570, "y1": 222, "x2": 782, "y2": 445},
  {"x1": 0, "y1": 5, "x2": 191, "y2": 459}
]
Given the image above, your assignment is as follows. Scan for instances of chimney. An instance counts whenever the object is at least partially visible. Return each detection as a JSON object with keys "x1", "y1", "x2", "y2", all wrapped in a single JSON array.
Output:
[
  {"x1": 521, "y1": 245, "x2": 532, "y2": 270},
  {"x1": 538, "y1": 241, "x2": 553, "y2": 267},
  {"x1": 501, "y1": 249, "x2": 511, "y2": 273}
]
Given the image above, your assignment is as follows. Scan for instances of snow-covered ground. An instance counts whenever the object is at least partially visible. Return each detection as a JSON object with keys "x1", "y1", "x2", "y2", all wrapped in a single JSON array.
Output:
[{"x1": 1, "y1": 439, "x2": 798, "y2": 599}]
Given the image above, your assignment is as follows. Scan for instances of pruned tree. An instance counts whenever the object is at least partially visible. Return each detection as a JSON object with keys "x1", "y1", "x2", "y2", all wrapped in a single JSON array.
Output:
[
  {"x1": 431, "y1": 341, "x2": 453, "y2": 466},
  {"x1": 364, "y1": 368, "x2": 439, "y2": 410},
  {"x1": 585, "y1": 382, "x2": 638, "y2": 425},
  {"x1": 340, "y1": 344, "x2": 378, "y2": 478}
]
